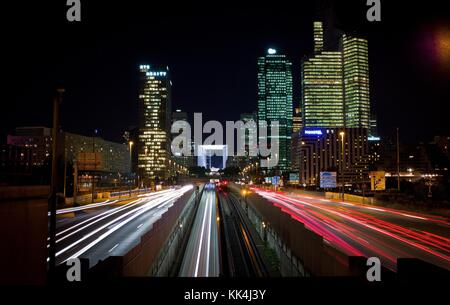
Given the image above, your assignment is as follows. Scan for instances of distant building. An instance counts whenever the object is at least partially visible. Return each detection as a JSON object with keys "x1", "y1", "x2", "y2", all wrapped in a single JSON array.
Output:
[
  {"x1": 313, "y1": 21, "x2": 324, "y2": 54},
  {"x1": 291, "y1": 130, "x2": 302, "y2": 172},
  {"x1": 198, "y1": 145, "x2": 228, "y2": 170},
  {"x1": 301, "y1": 21, "x2": 371, "y2": 129},
  {"x1": 342, "y1": 34, "x2": 370, "y2": 129},
  {"x1": 65, "y1": 132, "x2": 130, "y2": 174},
  {"x1": 7, "y1": 127, "x2": 52, "y2": 166},
  {"x1": 300, "y1": 128, "x2": 370, "y2": 187},
  {"x1": 301, "y1": 50, "x2": 344, "y2": 128},
  {"x1": 369, "y1": 114, "x2": 379, "y2": 138},
  {"x1": 292, "y1": 107, "x2": 302, "y2": 133},
  {"x1": 0, "y1": 144, "x2": 34, "y2": 184},
  {"x1": 240, "y1": 112, "x2": 257, "y2": 157},
  {"x1": 138, "y1": 65, "x2": 172, "y2": 183},
  {"x1": 3, "y1": 127, "x2": 131, "y2": 188},
  {"x1": 224, "y1": 112, "x2": 258, "y2": 170},
  {"x1": 257, "y1": 48, "x2": 293, "y2": 171},
  {"x1": 171, "y1": 109, "x2": 194, "y2": 169}
]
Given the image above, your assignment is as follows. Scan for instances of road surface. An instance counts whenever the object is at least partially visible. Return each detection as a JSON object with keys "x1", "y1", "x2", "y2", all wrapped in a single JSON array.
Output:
[
  {"x1": 252, "y1": 188, "x2": 450, "y2": 271},
  {"x1": 52, "y1": 185, "x2": 193, "y2": 267},
  {"x1": 179, "y1": 184, "x2": 220, "y2": 277}
]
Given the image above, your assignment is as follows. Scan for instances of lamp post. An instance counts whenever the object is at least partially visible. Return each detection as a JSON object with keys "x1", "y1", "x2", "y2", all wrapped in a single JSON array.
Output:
[
  {"x1": 339, "y1": 131, "x2": 345, "y2": 201},
  {"x1": 129, "y1": 141, "x2": 134, "y2": 186},
  {"x1": 49, "y1": 87, "x2": 64, "y2": 280},
  {"x1": 91, "y1": 129, "x2": 98, "y2": 203}
]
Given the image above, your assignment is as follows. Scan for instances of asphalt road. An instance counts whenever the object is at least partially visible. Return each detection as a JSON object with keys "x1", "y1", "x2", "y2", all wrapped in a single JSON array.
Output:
[
  {"x1": 252, "y1": 188, "x2": 450, "y2": 271},
  {"x1": 53, "y1": 185, "x2": 194, "y2": 267},
  {"x1": 179, "y1": 185, "x2": 220, "y2": 277}
]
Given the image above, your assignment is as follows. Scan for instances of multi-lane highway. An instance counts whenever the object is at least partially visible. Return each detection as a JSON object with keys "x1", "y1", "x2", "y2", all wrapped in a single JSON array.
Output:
[
  {"x1": 53, "y1": 185, "x2": 193, "y2": 267},
  {"x1": 252, "y1": 188, "x2": 450, "y2": 271},
  {"x1": 179, "y1": 184, "x2": 220, "y2": 277}
]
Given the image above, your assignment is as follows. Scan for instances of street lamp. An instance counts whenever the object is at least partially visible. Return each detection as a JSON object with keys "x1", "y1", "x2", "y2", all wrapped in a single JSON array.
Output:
[
  {"x1": 129, "y1": 141, "x2": 134, "y2": 188},
  {"x1": 129, "y1": 141, "x2": 134, "y2": 161},
  {"x1": 339, "y1": 131, "x2": 345, "y2": 201}
]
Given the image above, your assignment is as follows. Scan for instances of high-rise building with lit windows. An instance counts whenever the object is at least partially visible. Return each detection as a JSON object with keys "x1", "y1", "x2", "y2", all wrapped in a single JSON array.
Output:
[
  {"x1": 302, "y1": 21, "x2": 371, "y2": 130},
  {"x1": 293, "y1": 107, "x2": 302, "y2": 133},
  {"x1": 313, "y1": 21, "x2": 324, "y2": 54},
  {"x1": 257, "y1": 49, "x2": 293, "y2": 171},
  {"x1": 301, "y1": 50, "x2": 344, "y2": 128},
  {"x1": 138, "y1": 65, "x2": 172, "y2": 183},
  {"x1": 342, "y1": 34, "x2": 370, "y2": 128}
]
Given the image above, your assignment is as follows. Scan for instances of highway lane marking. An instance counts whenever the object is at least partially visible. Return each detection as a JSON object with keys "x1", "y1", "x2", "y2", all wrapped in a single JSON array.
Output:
[
  {"x1": 137, "y1": 223, "x2": 144, "y2": 229},
  {"x1": 57, "y1": 187, "x2": 191, "y2": 261},
  {"x1": 108, "y1": 243, "x2": 119, "y2": 253},
  {"x1": 206, "y1": 194, "x2": 213, "y2": 276},
  {"x1": 56, "y1": 191, "x2": 181, "y2": 257},
  {"x1": 400, "y1": 213, "x2": 427, "y2": 220},
  {"x1": 194, "y1": 192, "x2": 210, "y2": 277},
  {"x1": 55, "y1": 198, "x2": 143, "y2": 241},
  {"x1": 365, "y1": 207, "x2": 386, "y2": 212}
]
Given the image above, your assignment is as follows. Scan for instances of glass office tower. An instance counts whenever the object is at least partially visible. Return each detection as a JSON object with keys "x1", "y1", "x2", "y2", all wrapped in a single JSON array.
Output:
[
  {"x1": 257, "y1": 49, "x2": 293, "y2": 171},
  {"x1": 301, "y1": 51, "x2": 344, "y2": 128},
  {"x1": 342, "y1": 34, "x2": 370, "y2": 128},
  {"x1": 138, "y1": 65, "x2": 172, "y2": 183}
]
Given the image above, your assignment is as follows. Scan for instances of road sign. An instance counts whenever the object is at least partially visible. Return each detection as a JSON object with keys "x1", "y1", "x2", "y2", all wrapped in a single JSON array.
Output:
[
  {"x1": 271, "y1": 176, "x2": 280, "y2": 185},
  {"x1": 289, "y1": 173, "x2": 300, "y2": 184},
  {"x1": 320, "y1": 171, "x2": 337, "y2": 188}
]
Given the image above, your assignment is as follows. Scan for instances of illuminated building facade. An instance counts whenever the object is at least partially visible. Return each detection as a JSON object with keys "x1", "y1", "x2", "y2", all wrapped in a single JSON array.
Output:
[
  {"x1": 302, "y1": 22, "x2": 371, "y2": 130},
  {"x1": 257, "y1": 49, "x2": 293, "y2": 171},
  {"x1": 138, "y1": 65, "x2": 172, "y2": 182},
  {"x1": 171, "y1": 109, "x2": 194, "y2": 169},
  {"x1": 293, "y1": 107, "x2": 302, "y2": 133},
  {"x1": 342, "y1": 34, "x2": 370, "y2": 128},
  {"x1": 313, "y1": 21, "x2": 324, "y2": 54},
  {"x1": 300, "y1": 128, "x2": 369, "y2": 186},
  {"x1": 301, "y1": 50, "x2": 344, "y2": 128}
]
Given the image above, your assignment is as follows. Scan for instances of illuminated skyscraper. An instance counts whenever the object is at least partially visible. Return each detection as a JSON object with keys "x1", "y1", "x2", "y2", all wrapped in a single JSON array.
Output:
[
  {"x1": 292, "y1": 107, "x2": 302, "y2": 133},
  {"x1": 257, "y1": 48, "x2": 293, "y2": 171},
  {"x1": 301, "y1": 50, "x2": 344, "y2": 128},
  {"x1": 138, "y1": 65, "x2": 172, "y2": 183},
  {"x1": 302, "y1": 22, "x2": 371, "y2": 130},
  {"x1": 342, "y1": 34, "x2": 370, "y2": 128},
  {"x1": 313, "y1": 21, "x2": 324, "y2": 54}
]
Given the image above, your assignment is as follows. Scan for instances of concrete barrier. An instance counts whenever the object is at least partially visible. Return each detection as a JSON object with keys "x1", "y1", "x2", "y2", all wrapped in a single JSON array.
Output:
[
  {"x1": 230, "y1": 184, "x2": 361, "y2": 276},
  {"x1": 325, "y1": 192, "x2": 376, "y2": 205},
  {"x1": 0, "y1": 186, "x2": 49, "y2": 284}
]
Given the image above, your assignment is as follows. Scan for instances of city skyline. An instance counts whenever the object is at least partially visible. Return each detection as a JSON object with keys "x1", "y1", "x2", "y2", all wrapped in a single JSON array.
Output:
[
  {"x1": 2, "y1": 1, "x2": 450, "y2": 144},
  {"x1": 1, "y1": 0, "x2": 449, "y2": 292}
]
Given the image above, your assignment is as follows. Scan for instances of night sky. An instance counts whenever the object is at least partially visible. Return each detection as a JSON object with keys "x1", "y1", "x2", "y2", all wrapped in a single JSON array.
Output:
[{"x1": 2, "y1": 0, "x2": 450, "y2": 143}]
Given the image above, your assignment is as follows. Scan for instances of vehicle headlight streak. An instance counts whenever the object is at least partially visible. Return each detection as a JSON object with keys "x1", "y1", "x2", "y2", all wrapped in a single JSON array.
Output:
[
  {"x1": 55, "y1": 185, "x2": 193, "y2": 264},
  {"x1": 256, "y1": 190, "x2": 450, "y2": 267}
]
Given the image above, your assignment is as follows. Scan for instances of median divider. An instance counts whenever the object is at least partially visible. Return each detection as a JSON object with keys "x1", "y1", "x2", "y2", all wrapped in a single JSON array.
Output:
[{"x1": 230, "y1": 183, "x2": 361, "y2": 276}]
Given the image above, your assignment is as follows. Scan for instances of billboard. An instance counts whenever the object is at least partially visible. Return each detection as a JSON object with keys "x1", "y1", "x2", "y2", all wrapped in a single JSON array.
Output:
[
  {"x1": 320, "y1": 171, "x2": 337, "y2": 188},
  {"x1": 77, "y1": 152, "x2": 103, "y2": 171},
  {"x1": 289, "y1": 173, "x2": 300, "y2": 184},
  {"x1": 370, "y1": 171, "x2": 386, "y2": 191},
  {"x1": 303, "y1": 128, "x2": 324, "y2": 137}
]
